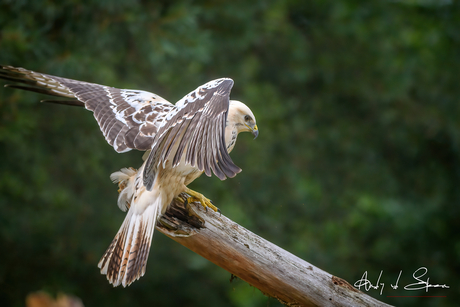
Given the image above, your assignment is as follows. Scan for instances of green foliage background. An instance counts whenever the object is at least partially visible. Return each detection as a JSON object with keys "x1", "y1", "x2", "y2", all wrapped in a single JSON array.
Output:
[{"x1": 0, "y1": 0, "x2": 458, "y2": 306}]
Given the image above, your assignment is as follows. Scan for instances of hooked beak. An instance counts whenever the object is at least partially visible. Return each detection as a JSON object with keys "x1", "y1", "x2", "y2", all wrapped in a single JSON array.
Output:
[{"x1": 252, "y1": 125, "x2": 259, "y2": 139}]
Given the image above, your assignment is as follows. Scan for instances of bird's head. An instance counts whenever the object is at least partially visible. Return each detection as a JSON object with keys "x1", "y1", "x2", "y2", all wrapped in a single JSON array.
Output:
[{"x1": 228, "y1": 100, "x2": 258, "y2": 139}]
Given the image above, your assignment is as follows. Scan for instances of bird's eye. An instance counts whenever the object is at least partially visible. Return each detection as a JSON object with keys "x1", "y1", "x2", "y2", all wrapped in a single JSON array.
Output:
[{"x1": 244, "y1": 115, "x2": 251, "y2": 122}]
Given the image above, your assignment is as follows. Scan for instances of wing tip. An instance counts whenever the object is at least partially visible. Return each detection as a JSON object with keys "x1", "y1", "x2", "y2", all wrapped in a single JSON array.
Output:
[{"x1": 218, "y1": 78, "x2": 234, "y2": 92}]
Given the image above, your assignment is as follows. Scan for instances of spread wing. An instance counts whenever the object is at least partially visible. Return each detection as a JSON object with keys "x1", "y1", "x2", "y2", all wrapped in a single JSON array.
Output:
[
  {"x1": 1, "y1": 66, "x2": 242, "y2": 188},
  {"x1": 143, "y1": 78, "x2": 241, "y2": 190},
  {"x1": 0, "y1": 65, "x2": 174, "y2": 153}
]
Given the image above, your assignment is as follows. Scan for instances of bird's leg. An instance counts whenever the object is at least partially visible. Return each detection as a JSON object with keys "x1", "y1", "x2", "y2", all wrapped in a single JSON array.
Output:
[{"x1": 184, "y1": 187, "x2": 220, "y2": 214}]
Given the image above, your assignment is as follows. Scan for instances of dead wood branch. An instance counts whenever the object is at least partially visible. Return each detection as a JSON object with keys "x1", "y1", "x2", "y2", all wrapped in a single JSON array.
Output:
[{"x1": 157, "y1": 194, "x2": 392, "y2": 307}]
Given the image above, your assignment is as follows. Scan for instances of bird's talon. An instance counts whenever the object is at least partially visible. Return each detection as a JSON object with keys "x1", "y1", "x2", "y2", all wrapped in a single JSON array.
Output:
[{"x1": 185, "y1": 188, "x2": 220, "y2": 213}]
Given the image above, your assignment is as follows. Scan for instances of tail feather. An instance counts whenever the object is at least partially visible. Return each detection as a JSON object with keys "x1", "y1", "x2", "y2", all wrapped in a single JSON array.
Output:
[
  {"x1": 99, "y1": 212, "x2": 131, "y2": 283},
  {"x1": 124, "y1": 212, "x2": 155, "y2": 284},
  {"x1": 98, "y1": 201, "x2": 159, "y2": 287}
]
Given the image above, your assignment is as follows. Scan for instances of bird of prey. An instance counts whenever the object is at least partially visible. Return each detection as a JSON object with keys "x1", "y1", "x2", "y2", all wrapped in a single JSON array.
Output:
[{"x1": 0, "y1": 65, "x2": 258, "y2": 287}]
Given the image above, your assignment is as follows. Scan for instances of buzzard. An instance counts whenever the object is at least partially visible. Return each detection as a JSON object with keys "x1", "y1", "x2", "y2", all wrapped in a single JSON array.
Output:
[{"x1": 0, "y1": 65, "x2": 258, "y2": 287}]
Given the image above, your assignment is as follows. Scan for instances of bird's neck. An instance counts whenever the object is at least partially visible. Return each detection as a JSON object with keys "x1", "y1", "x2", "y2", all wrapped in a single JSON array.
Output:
[{"x1": 225, "y1": 124, "x2": 239, "y2": 153}]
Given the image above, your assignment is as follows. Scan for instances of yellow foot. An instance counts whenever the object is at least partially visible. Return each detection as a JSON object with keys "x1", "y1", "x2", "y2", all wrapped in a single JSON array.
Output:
[{"x1": 184, "y1": 188, "x2": 221, "y2": 215}]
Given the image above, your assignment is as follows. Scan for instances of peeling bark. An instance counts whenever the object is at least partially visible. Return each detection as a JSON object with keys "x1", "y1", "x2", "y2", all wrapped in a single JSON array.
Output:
[{"x1": 157, "y1": 194, "x2": 392, "y2": 307}]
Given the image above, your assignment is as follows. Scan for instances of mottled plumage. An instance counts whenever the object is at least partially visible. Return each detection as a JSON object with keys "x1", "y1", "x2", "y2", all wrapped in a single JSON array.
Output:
[{"x1": 0, "y1": 65, "x2": 258, "y2": 287}]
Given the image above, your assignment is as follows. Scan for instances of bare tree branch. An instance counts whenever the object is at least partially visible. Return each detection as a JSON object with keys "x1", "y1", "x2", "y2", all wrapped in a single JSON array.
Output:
[{"x1": 157, "y1": 194, "x2": 393, "y2": 307}]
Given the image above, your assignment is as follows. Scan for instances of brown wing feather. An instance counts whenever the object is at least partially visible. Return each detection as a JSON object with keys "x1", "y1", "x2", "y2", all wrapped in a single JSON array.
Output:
[{"x1": 0, "y1": 65, "x2": 173, "y2": 153}]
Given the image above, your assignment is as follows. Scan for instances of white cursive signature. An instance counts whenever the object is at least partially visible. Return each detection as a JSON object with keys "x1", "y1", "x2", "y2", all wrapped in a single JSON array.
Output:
[
  {"x1": 404, "y1": 267, "x2": 450, "y2": 292},
  {"x1": 354, "y1": 270, "x2": 385, "y2": 295},
  {"x1": 353, "y1": 267, "x2": 449, "y2": 295}
]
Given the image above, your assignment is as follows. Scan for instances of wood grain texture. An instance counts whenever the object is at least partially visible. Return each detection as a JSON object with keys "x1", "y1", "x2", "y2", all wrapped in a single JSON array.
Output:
[{"x1": 157, "y1": 194, "x2": 393, "y2": 307}]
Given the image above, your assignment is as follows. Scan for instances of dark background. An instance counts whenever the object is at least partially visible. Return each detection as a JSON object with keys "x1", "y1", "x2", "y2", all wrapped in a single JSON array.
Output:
[{"x1": 0, "y1": 0, "x2": 458, "y2": 306}]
